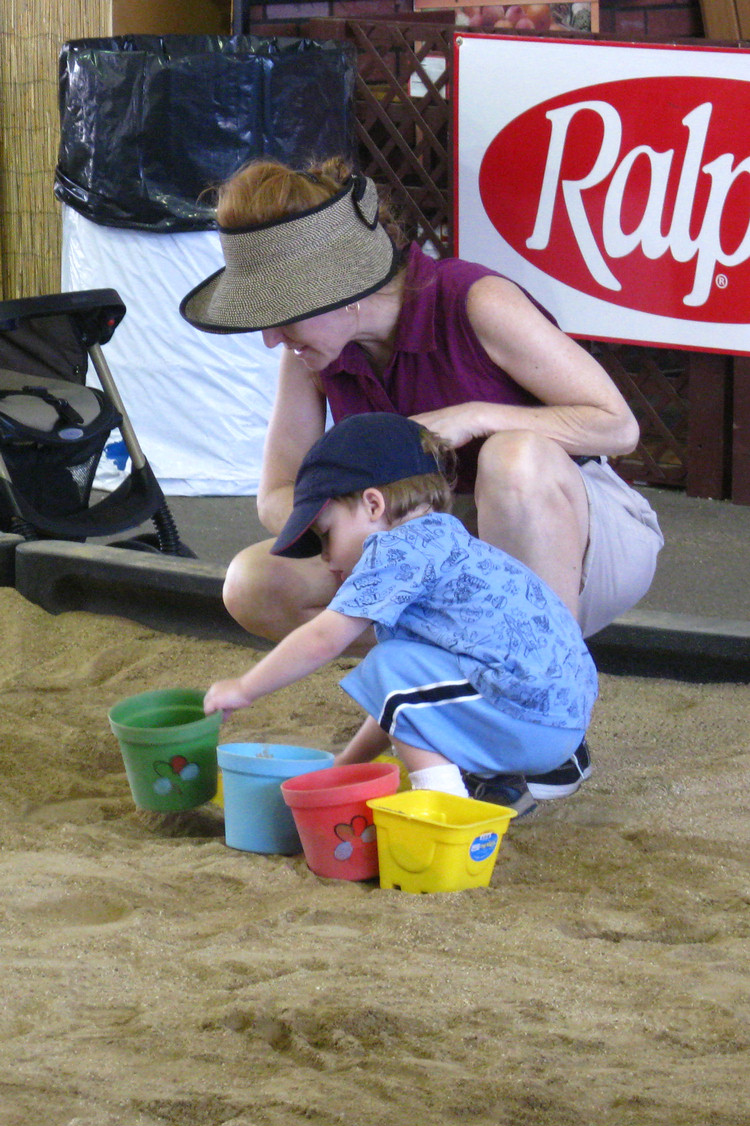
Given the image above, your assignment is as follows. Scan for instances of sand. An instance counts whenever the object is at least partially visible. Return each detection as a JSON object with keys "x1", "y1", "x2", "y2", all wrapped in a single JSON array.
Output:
[{"x1": 1, "y1": 585, "x2": 748, "y2": 1126}]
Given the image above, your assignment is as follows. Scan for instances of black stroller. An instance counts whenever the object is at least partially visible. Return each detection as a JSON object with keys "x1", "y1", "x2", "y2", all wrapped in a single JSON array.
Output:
[{"x1": 0, "y1": 288, "x2": 191, "y2": 555}]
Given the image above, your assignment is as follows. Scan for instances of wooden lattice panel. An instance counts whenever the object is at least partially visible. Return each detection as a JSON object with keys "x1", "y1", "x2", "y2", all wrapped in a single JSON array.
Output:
[
  {"x1": 309, "y1": 17, "x2": 455, "y2": 254},
  {"x1": 352, "y1": 22, "x2": 453, "y2": 252},
  {"x1": 592, "y1": 344, "x2": 690, "y2": 488}
]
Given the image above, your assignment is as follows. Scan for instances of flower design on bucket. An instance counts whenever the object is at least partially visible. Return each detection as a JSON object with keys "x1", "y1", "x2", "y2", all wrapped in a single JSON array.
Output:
[
  {"x1": 152, "y1": 755, "x2": 200, "y2": 796},
  {"x1": 333, "y1": 815, "x2": 376, "y2": 861}
]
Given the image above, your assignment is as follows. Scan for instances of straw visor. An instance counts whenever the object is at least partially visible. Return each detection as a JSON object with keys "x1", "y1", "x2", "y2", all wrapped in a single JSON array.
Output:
[{"x1": 180, "y1": 175, "x2": 399, "y2": 333}]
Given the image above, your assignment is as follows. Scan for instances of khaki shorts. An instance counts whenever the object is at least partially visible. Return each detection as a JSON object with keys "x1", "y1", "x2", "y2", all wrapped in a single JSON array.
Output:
[
  {"x1": 453, "y1": 459, "x2": 664, "y2": 639},
  {"x1": 577, "y1": 459, "x2": 663, "y2": 636}
]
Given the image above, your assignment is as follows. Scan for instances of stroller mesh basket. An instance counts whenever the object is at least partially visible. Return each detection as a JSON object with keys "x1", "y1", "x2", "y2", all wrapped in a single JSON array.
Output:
[
  {"x1": 0, "y1": 290, "x2": 188, "y2": 554},
  {"x1": 0, "y1": 372, "x2": 120, "y2": 526}
]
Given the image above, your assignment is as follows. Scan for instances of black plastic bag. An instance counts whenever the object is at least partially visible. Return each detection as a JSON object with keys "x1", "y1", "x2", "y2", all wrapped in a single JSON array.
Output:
[{"x1": 55, "y1": 35, "x2": 356, "y2": 232}]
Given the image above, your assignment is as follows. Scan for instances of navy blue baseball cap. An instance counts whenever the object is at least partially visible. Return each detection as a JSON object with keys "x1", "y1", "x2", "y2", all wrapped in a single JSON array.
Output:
[{"x1": 271, "y1": 412, "x2": 441, "y2": 558}]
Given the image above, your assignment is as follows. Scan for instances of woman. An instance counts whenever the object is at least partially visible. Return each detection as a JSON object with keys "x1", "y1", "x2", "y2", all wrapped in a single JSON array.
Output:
[
  {"x1": 181, "y1": 157, "x2": 663, "y2": 807},
  {"x1": 182, "y1": 157, "x2": 662, "y2": 645}
]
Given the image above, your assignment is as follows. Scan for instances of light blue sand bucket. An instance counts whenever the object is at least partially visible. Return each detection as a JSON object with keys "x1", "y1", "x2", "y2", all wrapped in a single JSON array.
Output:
[{"x1": 217, "y1": 743, "x2": 335, "y2": 854}]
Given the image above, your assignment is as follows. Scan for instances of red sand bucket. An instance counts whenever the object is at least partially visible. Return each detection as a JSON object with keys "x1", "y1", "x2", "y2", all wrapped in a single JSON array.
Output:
[{"x1": 281, "y1": 762, "x2": 400, "y2": 880}]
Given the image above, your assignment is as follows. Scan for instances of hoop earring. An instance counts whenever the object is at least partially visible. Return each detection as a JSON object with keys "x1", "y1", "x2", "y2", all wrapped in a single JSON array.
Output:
[{"x1": 346, "y1": 301, "x2": 360, "y2": 315}]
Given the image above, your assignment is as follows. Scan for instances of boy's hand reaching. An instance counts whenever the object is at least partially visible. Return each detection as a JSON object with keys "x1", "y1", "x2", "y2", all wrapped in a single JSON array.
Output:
[
  {"x1": 202, "y1": 610, "x2": 371, "y2": 723},
  {"x1": 203, "y1": 678, "x2": 252, "y2": 720}
]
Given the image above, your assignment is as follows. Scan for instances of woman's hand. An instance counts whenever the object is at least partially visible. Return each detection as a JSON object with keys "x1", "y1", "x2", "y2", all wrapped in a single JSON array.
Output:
[
  {"x1": 410, "y1": 402, "x2": 488, "y2": 448},
  {"x1": 203, "y1": 678, "x2": 252, "y2": 720}
]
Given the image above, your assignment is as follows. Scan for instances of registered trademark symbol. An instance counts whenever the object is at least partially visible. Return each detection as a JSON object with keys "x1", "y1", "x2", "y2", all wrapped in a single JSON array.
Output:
[{"x1": 716, "y1": 274, "x2": 728, "y2": 289}]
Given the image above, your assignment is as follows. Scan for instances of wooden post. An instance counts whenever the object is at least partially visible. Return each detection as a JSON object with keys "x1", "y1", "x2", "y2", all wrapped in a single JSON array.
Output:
[
  {"x1": 699, "y1": 0, "x2": 741, "y2": 39},
  {"x1": 732, "y1": 357, "x2": 750, "y2": 504},
  {"x1": 735, "y1": 0, "x2": 750, "y2": 37},
  {"x1": 686, "y1": 353, "x2": 732, "y2": 499}
]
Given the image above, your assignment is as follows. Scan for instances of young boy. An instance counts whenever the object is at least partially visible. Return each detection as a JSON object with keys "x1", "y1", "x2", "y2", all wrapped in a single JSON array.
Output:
[{"x1": 204, "y1": 412, "x2": 598, "y2": 813}]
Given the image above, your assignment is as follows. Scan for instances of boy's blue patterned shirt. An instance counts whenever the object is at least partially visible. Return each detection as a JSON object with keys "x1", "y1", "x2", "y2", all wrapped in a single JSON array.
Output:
[{"x1": 328, "y1": 512, "x2": 597, "y2": 730}]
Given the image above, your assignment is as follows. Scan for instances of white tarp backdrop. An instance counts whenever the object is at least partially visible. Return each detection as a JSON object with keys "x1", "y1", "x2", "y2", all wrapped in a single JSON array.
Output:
[{"x1": 62, "y1": 205, "x2": 279, "y2": 496}]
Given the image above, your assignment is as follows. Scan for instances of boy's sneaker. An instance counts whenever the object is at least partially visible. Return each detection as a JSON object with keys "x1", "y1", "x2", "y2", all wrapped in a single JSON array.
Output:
[
  {"x1": 525, "y1": 739, "x2": 592, "y2": 800},
  {"x1": 462, "y1": 771, "x2": 538, "y2": 818}
]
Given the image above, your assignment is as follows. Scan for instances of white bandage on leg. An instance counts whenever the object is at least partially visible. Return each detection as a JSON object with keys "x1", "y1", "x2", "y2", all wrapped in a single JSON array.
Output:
[{"x1": 408, "y1": 764, "x2": 469, "y2": 797}]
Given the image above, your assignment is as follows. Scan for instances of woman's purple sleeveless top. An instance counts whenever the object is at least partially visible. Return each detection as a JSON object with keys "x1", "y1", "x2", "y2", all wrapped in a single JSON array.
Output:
[{"x1": 320, "y1": 242, "x2": 546, "y2": 493}]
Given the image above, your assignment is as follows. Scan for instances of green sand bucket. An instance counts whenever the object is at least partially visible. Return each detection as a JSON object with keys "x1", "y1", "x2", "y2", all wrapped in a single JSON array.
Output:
[{"x1": 108, "y1": 688, "x2": 221, "y2": 812}]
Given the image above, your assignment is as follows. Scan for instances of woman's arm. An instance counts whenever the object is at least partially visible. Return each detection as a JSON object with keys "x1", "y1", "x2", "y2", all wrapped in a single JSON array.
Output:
[
  {"x1": 412, "y1": 274, "x2": 639, "y2": 458},
  {"x1": 256, "y1": 351, "x2": 328, "y2": 534},
  {"x1": 204, "y1": 608, "x2": 371, "y2": 718}
]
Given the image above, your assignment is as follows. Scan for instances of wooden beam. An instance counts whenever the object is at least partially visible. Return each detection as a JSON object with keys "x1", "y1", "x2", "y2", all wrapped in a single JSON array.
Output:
[
  {"x1": 732, "y1": 357, "x2": 750, "y2": 504},
  {"x1": 686, "y1": 352, "x2": 731, "y2": 499},
  {"x1": 736, "y1": 0, "x2": 750, "y2": 36},
  {"x1": 699, "y1": 0, "x2": 740, "y2": 39}
]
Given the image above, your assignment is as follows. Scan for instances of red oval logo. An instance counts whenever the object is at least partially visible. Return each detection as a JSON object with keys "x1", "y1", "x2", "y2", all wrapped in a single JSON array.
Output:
[{"x1": 478, "y1": 76, "x2": 750, "y2": 322}]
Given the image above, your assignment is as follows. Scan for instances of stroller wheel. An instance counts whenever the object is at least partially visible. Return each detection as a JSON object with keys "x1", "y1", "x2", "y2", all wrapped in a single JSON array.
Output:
[
  {"x1": 110, "y1": 532, "x2": 196, "y2": 557},
  {"x1": 9, "y1": 517, "x2": 40, "y2": 541}
]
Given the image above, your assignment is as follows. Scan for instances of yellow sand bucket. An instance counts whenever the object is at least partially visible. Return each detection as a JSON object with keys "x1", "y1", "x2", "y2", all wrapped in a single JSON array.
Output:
[
  {"x1": 373, "y1": 752, "x2": 411, "y2": 791},
  {"x1": 366, "y1": 790, "x2": 516, "y2": 893}
]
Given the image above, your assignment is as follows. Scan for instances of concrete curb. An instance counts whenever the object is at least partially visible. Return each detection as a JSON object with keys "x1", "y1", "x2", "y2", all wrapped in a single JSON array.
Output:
[
  {"x1": 13, "y1": 540, "x2": 269, "y2": 648},
  {"x1": 7, "y1": 538, "x2": 750, "y2": 678},
  {"x1": 588, "y1": 609, "x2": 750, "y2": 679},
  {"x1": 0, "y1": 532, "x2": 22, "y2": 586}
]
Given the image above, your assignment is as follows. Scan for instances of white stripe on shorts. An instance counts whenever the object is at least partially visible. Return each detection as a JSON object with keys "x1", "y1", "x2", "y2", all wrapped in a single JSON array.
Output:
[{"x1": 379, "y1": 678, "x2": 481, "y2": 736}]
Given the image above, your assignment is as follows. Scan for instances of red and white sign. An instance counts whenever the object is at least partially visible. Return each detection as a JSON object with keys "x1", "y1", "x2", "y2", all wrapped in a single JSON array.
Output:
[{"x1": 455, "y1": 35, "x2": 750, "y2": 353}]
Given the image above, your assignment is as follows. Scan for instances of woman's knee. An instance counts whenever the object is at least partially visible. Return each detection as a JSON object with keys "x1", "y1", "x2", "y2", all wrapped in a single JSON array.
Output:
[
  {"x1": 222, "y1": 542, "x2": 277, "y2": 627},
  {"x1": 475, "y1": 432, "x2": 590, "y2": 561},
  {"x1": 222, "y1": 540, "x2": 339, "y2": 640},
  {"x1": 476, "y1": 431, "x2": 574, "y2": 502}
]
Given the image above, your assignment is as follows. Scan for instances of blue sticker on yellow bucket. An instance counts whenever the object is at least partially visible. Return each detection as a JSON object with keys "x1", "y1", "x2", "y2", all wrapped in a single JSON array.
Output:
[{"x1": 469, "y1": 832, "x2": 499, "y2": 862}]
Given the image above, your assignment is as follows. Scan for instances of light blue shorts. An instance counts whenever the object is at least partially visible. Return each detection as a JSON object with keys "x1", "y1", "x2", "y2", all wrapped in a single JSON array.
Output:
[{"x1": 339, "y1": 639, "x2": 585, "y2": 775}]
